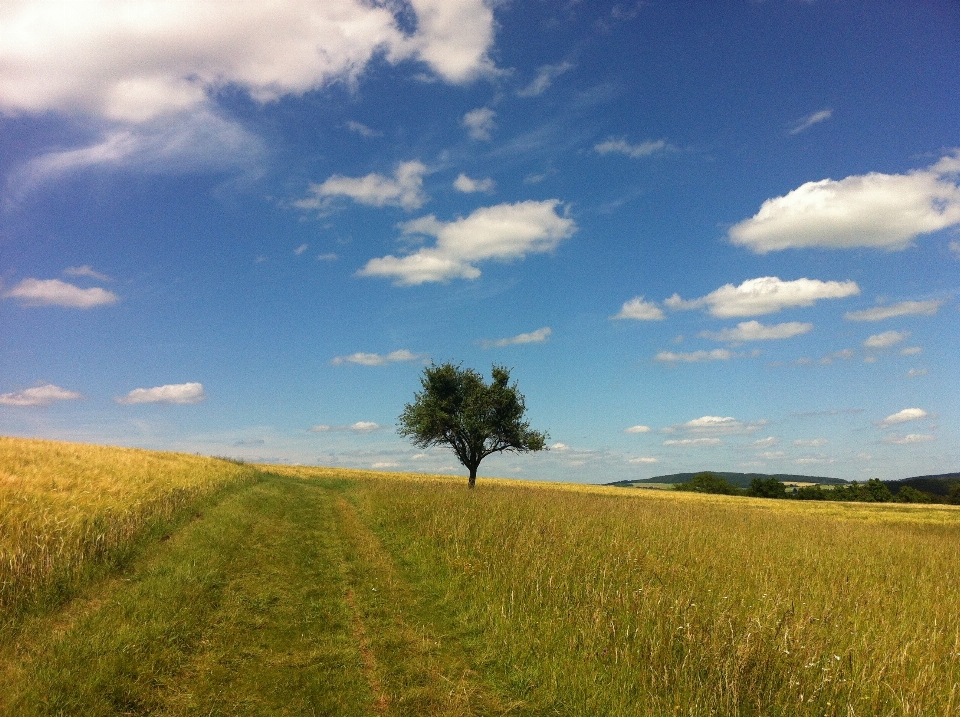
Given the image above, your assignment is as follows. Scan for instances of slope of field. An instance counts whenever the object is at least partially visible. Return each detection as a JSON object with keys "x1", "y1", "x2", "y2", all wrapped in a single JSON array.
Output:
[{"x1": 2, "y1": 440, "x2": 960, "y2": 716}]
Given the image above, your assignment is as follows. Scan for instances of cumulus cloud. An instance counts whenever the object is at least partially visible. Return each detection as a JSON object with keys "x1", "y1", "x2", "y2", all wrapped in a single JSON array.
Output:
[
  {"x1": 729, "y1": 152, "x2": 960, "y2": 253},
  {"x1": 0, "y1": 0, "x2": 495, "y2": 123},
  {"x1": 517, "y1": 61, "x2": 575, "y2": 97},
  {"x1": 844, "y1": 300, "x2": 942, "y2": 321},
  {"x1": 358, "y1": 199, "x2": 576, "y2": 285},
  {"x1": 666, "y1": 415, "x2": 767, "y2": 436},
  {"x1": 624, "y1": 425, "x2": 652, "y2": 434},
  {"x1": 594, "y1": 138, "x2": 669, "y2": 158},
  {"x1": 883, "y1": 433, "x2": 935, "y2": 445},
  {"x1": 699, "y1": 320, "x2": 813, "y2": 342},
  {"x1": 663, "y1": 438, "x2": 722, "y2": 447},
  {"x1": 612, "y1": 296, "x2": 665, "y2": 321},
  {"x1": 900, "y1": 346, "x2": 922, "y2": 356},
  {"x1": 752, "y1": 437, "x2": 778, "y2": 448},
  {"x1": 0, "y1": 383, "x2": 83, "y2": 407},
  {"x1": 666, "y1": 276, "x2": 859, "y2": 318},
  {"x1": 877, "y1": 408, "x2": 927, "y2": 428},
  {"x1": 863, "y1": 330, "x2": 909, "y2": 349},
  {"x1": 331, "y1": 350, "x2": 425, "y2": 366},
  {"x1": 309, "y1": 421, "x2": 383, "y2": 433},
  {"x1": 480, "y1": 327, "x2": 551, "y2": 349},
  {"x1": 463, "y1": 107, "x2": 496, "y2": 140},
  {"x1": 346, "y1": 121, "x2": 381, "y2": 138},
  {"x1": 655, "y1": 349, "x2": 735, "y2": 363},
  {"x1": 115, "y1": 382, "x2": 206, "y2": 405},
  {"x1": 297, "y1": 160, "x2": 429, "y2": 211},
  {"x1": 63, "y1": 265, "x2": 112, "y2": 281},
  {"x1": 453, "y1": 173, "x2": 495, "y2": 193},
  {"x1": 794, "y1": 438, "x2": 828, "y2": 447},
  {"x1": 629, "y1": 456, "x2": 658, "y2": 464},
  {"x1": 2, "y1": 278, "x2": 119, "y2": 308},
  {"x1": 788, "y1": 108, "x2": 833, "y2": 135}
]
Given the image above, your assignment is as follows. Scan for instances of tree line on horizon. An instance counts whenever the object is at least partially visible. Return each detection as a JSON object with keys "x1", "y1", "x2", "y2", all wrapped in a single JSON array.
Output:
[{"x1": 673, "y1": 472, "x2": 960, "y2": 505}]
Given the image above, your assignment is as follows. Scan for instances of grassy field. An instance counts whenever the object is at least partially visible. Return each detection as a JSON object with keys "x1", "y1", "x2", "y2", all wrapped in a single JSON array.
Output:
[{"x1": 2, "y1": 438, "x2": 959, "y2": 715}]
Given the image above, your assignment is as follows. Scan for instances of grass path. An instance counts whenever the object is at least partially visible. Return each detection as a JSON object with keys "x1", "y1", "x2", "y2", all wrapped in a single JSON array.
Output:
[{"x1": 0, "y1": 473, "x2": 512, "y2": 716}]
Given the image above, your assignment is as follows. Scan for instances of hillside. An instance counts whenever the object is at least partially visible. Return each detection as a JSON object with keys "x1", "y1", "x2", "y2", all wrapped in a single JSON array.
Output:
[
  {"x1": 606, "y1": 471, "x2": 848, "y2": 489},
  {"x1": 884, "y1": 473, "x2": 960, "y2": 497}
]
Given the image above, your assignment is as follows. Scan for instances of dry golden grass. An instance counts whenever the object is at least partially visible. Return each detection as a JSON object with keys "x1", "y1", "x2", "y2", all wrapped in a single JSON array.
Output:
[{"x1": 0, "y1": 436, "x2": 258, "y2": 614}]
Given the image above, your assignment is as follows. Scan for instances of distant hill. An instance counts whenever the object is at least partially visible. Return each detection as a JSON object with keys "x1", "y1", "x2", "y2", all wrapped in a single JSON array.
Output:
[
  {"x1": 607, "y1": 472, "x2": 847, "y2": 489},
  {"x1": 884, "y1": 473, "x2": 960, "y2": 497}
]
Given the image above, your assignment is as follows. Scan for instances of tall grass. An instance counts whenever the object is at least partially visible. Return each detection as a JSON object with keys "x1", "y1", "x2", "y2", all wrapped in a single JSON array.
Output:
[
  {"x1": 0, "y1": 437, "x2": 259, "y2": 617},
  {"x1": 336, "y1": 475, "x2": 960, "y2": 716}
]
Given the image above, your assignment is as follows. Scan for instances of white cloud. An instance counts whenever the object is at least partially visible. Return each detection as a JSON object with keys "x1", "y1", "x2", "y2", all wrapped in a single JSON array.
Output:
[
  {"x1": 517, "y1": 61, "x2": 575, "y2": 97},
  {"x1": 788, "y1": 108, "x2": 833, "y2": 135},
  {"x1": 612, "y1": 296, "x2": 665, "y2": 321},
  {"x1": 729, "y1": 152, "x2": 960, "y2": 253},
  {"x1": 668, "y1": 415, "x2": 767, "y2": 436},
  {"x1": 883, "y1": 434, "x2": 935, "y2": 445},
  {"x1": 666, "y1": 277, "x2": 859, "y2": 318},
  {"x1": 0, "y1": 0, "x2": 495, "y2": 123},
  {"x1": 655, "y1": 349, "x2": 735, "y2": 363},
  {"x1": 2, "y1": 278, "x2": 119, "y2": 308},
  {"x1": 699, "y1": 320, "x2": 813, "y2": 342},
  {"x1": 309, "y1": 421, "x2": 383, "y2": 433},
  {"x1": 350, "y1": 421, "x2": 381, "y2": 433},
  {"x1": 752, "y1": 437, "x2": 778, "y2": 448},
  {"x1": 453, "y1": 173, "x2": 495, "y2": 193},
  {"x1": 845, "y1": 300, "x2": 942, "y2": 321},
  {"x1": 900, "y1": 346, "x2": 922, "y2": 356},
  {"x1": 358, "y1": 199, "x2": 576, "y2": 285},
  {"x1": 624, "y1": 425, "x2": 652, "y2": 434},
  {"x1": 63, "y1": 265, "x2": 111, "y2": 281},
  {"x1": 297, "y1": 160, "x2": 428, "y2": 211},
  {"x1": 878, "y1": 408, "x2": 927, "y2": 428},
  {"x1": 0, "y1": 383, "x2": 83, "y2": 407},
  {"x1": 480, "y1": 327, "x2": 551, "y2": 348},
  {"x1": 951, "y1": 240, "x2": 960, "y2": 258},
  {"x1": 115, "y1": 382, "x2": 206, "y2": 405},
  {"x1": 372, "y1": 462, "x2": 399, "y2": 469},
  {"x1": 463, "y1": 107, "x2": 496, "y2": 140},
  {"x1": 663, "y1": 438, "x2": 722, "y2": 447},
  {"x1": 906, "y1": 368, "x2": 927, "y2": 377},
  {"x1": 551, "y1": 442, "x2": 570, "y2": 451},
  {"x1": 308, "y1": 425, "x2": 331, "y2": 433},
  {"x1": 331, "y1": 349, "x2": 425, "y2": 366},
  {"x1": 863, "y1": 330, "x2": 909, "y2": 349},
  {"x1": 794, "y1": 438, "x2": 828, "y2": 447},
  {"x1": 629, "y1": 456, "x2": 658, "y2": 464},
  {"x1": 346, "y1": 121, "x2": 381, "y2": 138},
  {"x1": 294, "y1": 244, "x2": 308, "y2": 255},
  {"x1": 594, "y1": 138, "x2": 669, "y2": 158}
]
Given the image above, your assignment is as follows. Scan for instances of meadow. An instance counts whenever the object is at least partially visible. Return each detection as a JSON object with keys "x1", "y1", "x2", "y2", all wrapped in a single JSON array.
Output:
[{"x1": 1, "y1": 438, "x2": 958, "y2": 715}]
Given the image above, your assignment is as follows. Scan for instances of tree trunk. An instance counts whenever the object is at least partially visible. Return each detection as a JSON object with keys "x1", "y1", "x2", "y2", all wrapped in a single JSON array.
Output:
[{"x1": 468, "y1": 466, "x2": 477, "y2": 489}]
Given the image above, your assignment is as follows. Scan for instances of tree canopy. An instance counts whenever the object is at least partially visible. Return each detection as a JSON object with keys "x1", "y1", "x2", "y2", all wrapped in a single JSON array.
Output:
[{"x1": 398, "y1": 363, "x2": 548, "y2": 488}]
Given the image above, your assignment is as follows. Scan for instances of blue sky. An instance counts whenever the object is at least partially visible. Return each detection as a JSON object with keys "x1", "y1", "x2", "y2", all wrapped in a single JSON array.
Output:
[{"x1": 2, "y1": 0, "x2": 958, "y2": 483}]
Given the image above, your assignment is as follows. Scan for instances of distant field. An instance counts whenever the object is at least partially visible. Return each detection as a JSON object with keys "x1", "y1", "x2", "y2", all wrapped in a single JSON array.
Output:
[{"x1": 2, "y1": 438, "x2": 959, "y2": 716}]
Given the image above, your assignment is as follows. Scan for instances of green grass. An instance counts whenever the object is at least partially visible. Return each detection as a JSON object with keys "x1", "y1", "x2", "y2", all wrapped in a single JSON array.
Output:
[{"x1": 2, "y1": 439, "x2": 959, "y2": 716}]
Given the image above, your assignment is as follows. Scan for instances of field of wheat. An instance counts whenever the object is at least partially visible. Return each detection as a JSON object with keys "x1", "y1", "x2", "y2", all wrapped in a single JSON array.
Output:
[{"x1": 0, "y1": 437, "x2": 259, "y2": 616}]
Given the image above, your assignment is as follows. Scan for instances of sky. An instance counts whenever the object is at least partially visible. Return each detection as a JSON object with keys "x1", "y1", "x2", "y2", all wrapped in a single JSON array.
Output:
[{"x1": 2, "y1": 0, "x2": 958, "y2": 484}]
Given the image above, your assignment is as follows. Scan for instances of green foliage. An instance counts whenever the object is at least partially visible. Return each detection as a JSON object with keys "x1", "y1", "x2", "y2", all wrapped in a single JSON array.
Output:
[
  {"x1": 673, "y1": 472, "x2": 742, "y2": 495},
  {"x1": 398, "y1": 362, "x2": 548, "y2": 487},
  {"x1": 895, "y1": 486, "x2": 933, "y2": 504},
  {"x1": 746, "y1": 476, "x2": 787, "y2": 499},
  {"x1": 792, "y1": 484, "x2": 828, "y2": 500},
  {"x1": 949, "y1": 484, "x2": 960, "y2": 505}
]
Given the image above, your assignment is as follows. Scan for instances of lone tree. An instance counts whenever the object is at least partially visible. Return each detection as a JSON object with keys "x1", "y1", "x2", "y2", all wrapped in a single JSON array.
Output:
[{"x1": 398, "y1": 362, "x2": 548, "y2": 488}]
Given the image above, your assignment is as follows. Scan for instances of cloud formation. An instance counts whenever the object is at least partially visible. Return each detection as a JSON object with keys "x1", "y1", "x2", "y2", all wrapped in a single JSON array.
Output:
[
  {"x1": 309, "y1": 421, "x2": 382, "y2": 433},
  {"x1": 63, "y1": 265, "x2": 112, "y2": 281},
  {"x1": 655, "y1": 349, "x2": 735, "y2": 363},
  {"x1": 612, "y1": 296, "x2": 665, "y2": 321},
  {"x1": 463, "y1": 107, "x2": 496, "y2": 140},
  {"x1": 115, "y1": 382, "x2": 206, "y2": 405},
  {"x1": 594, "y1": 138, "x2": 669, "y2": 158},
  {"x1": 0, "y1": 383, "x2": 83, "y2": 407},
  {"x1": 789, "y1": 108, "x2": 833, "y2": 135},
  {"x1": 663, "y1": 438, "x2": 722, "y2": 447},
  {"x1": 0, "y1": 0, "x2": 495, "y2": 123},
  {"x1": 883, "y1": 433, "x2": 935, "y2": 445},
  {"x1": 863, "y1": 330, "x2": 909, "y2": 349},
  {"x1": 453, "y1": 174, "x2": 495, "y2": 193},
  {"x1": 2, "y1": 278, "x2": 119, "y2": 308},
  {"x1": 331, "y1": 350, "x2": 425, "y2": 366},
  {"x1": 667, "y1": 415, "x2": 767, "y2": 436},
  {"x1": 699, "y1": 320, "x2": 813, "y2": 342},
  {"x1": 480, "y1": 327, "x2": 551, "y2": 349},
  {"x1": 297, "y1": 160, "x2": 429, "y2": 211},
  {"x1": 844, "y1": 300, "x2": 942, "y2": 321},
  {"x1": 624, "y1": 425, "x2": 652, "y2": 434},
  {"x1": 517, "y1": 61, "x2": 575, "y2": 97},
  {"x1": 729, "y1": 153, "x2": 960, "y2": 252},
  {"x1": 628, "y1": 456, "x2": 658, "y2": 464},
  {"x1": 666, "y1": 276, "x2": 859, "y2": 318},
  {"x1": 358, "y1": 200, "x2": 576, "y2": 285},
  {"x1": 877, "y1": 408, "x2": 927, "y2": 428}
]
